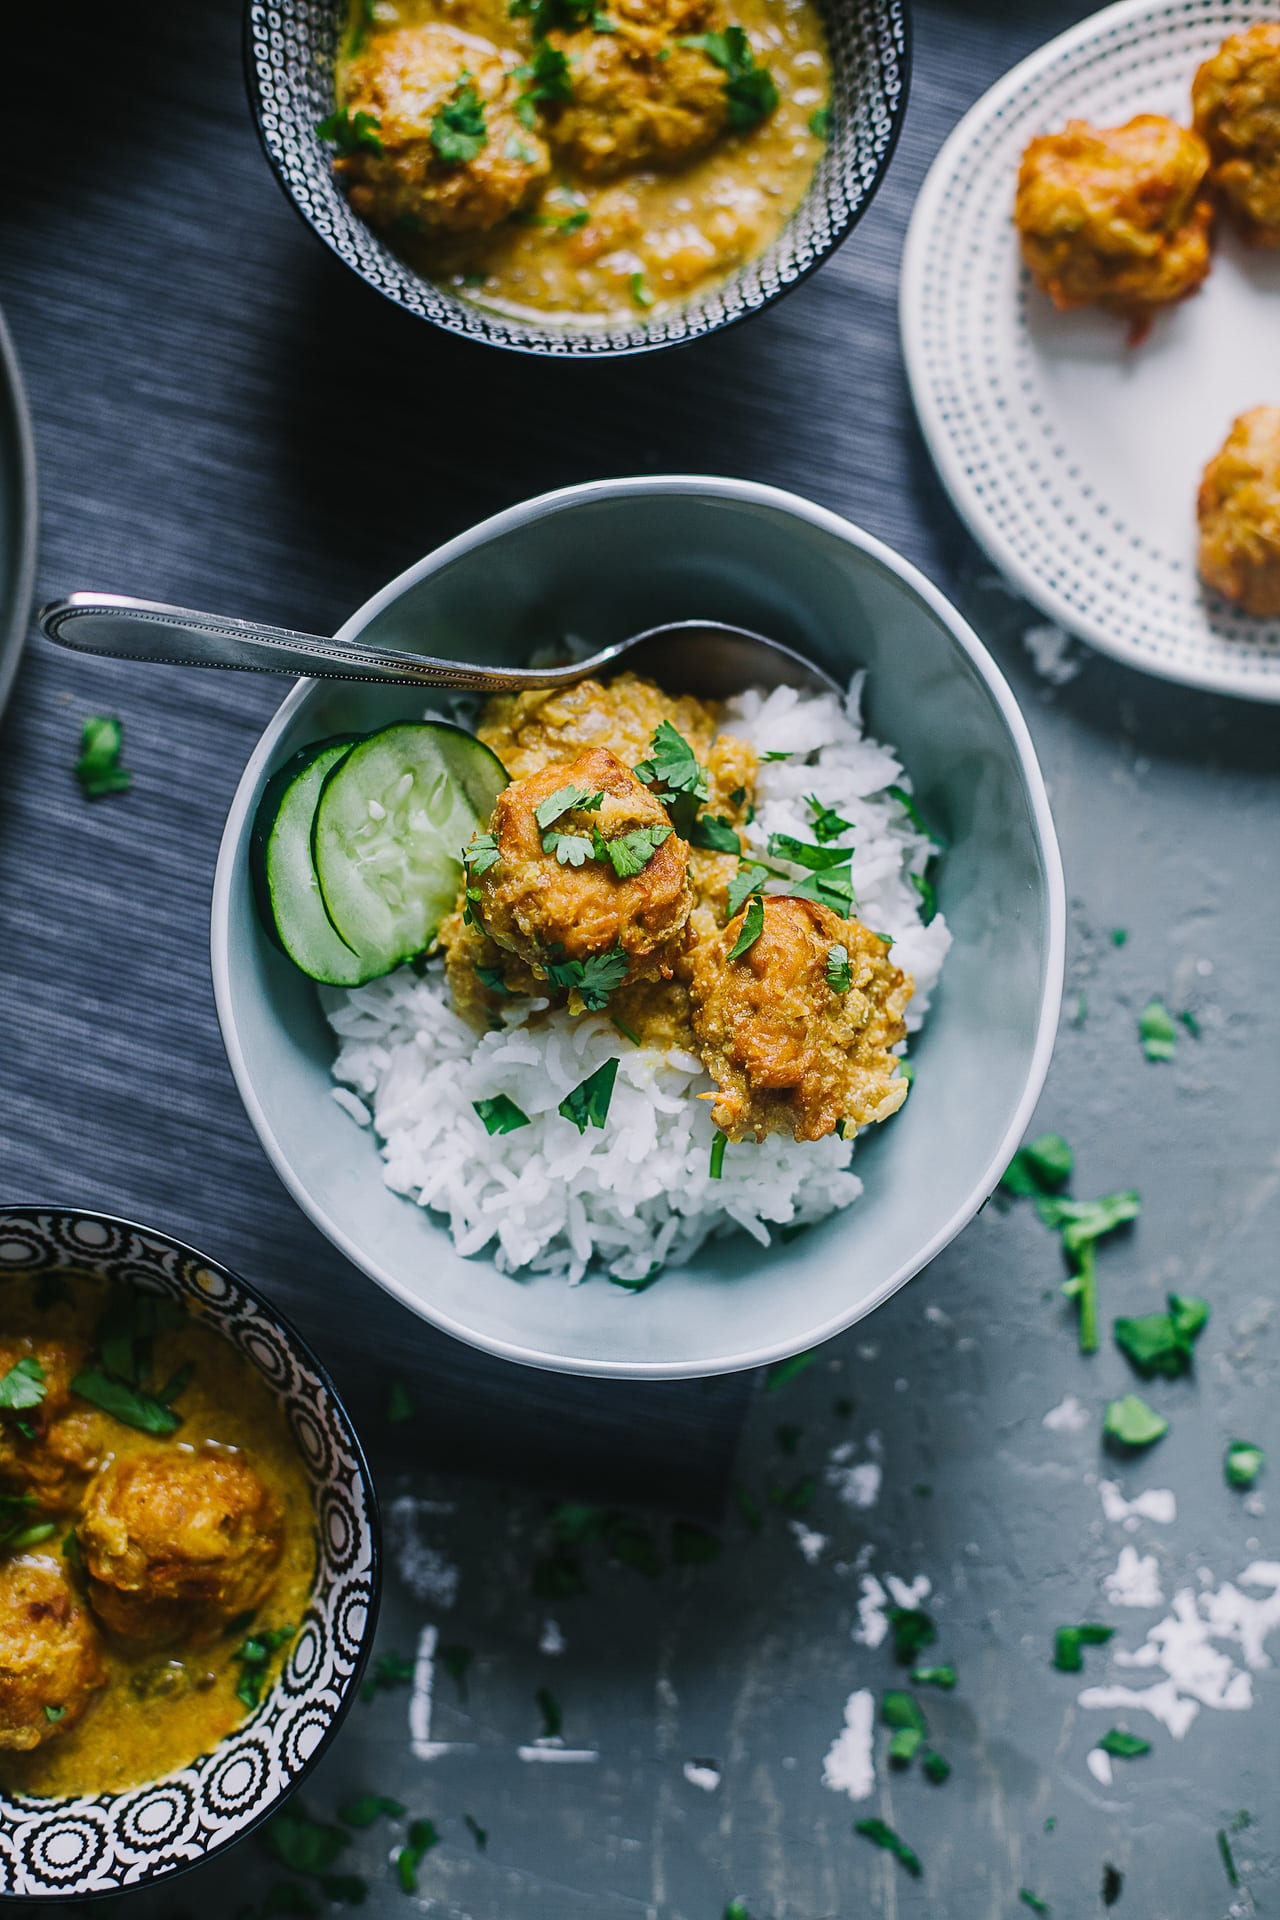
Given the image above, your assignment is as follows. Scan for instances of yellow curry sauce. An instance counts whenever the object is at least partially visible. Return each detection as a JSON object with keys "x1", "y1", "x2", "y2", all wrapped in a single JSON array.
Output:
[
  {"x1": 0, "y1": 1276, "x2": 315, "y2": 1798},
  {"x1": 333, "y1": 0, "x2": 831, "y2": 322}
]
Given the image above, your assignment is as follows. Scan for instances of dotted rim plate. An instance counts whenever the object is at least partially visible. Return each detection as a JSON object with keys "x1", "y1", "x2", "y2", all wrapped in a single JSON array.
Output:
[
  {"x1": 0, "y1": 1207, "x2": 381, "y2": 1902},
  {"x1": 242, "y1": 0, "x2": 910, "y2": 357},
  {"x1": 900, "y1": 0, "x2": 1280, "y2": 702}
]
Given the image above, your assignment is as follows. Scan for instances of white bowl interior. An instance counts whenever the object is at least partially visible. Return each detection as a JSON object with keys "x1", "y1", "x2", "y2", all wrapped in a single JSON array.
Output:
[{"x1": 214, "y1": 481, "x2": 1063, "y2": 1376}]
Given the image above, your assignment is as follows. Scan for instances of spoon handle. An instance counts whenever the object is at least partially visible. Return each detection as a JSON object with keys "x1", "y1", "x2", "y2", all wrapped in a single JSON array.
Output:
[{"x1": 37, "y1": 593, "x2": 563, "y2": 692}]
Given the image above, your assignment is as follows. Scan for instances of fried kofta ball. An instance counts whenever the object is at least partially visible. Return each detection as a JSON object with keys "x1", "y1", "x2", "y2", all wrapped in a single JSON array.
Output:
[
  {"x1": 1014, "y1": 115, "x2": 1214, "y2": 332},
  {"x1": 473, "y1": 745, "x2": 693, "y2": 986},
  {"x1": 1198, "y1": 406, "x2": 1280, "y2": 616},
  {"x1": 334, "y1": 24, "x2": 550, "y2": 235},
  {"x1": 685, "y1": 896, "x2": 912, "y2": 1143},
  {"x1": 544, "y1": 0, "x2": 738, "y2": 178},
  {"x1": 0, "y1": 1336, "x2": 106, "y2": 1514},
  {"x1": 78, "y1": 1449, "x2": 284, "y2": 1645},
  {"x1": 0, "y1": 1555, "x2": 106, "y2": 1750},
  {"x1": 1193, "y1": 22, "x2": 1280, "y2": 246}
]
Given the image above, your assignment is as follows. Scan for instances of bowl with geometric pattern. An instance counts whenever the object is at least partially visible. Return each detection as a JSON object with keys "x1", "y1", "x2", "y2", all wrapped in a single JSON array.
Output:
[{"x1": 0, "y1": 1206, "x2": 380, "y2": 1901}]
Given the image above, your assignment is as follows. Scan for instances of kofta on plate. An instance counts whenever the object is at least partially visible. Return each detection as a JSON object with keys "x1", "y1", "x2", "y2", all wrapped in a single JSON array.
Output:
[
  {"x1": 1193, "y1": 21, "x2": 1280, "y2": 247},
  {"x1": 1198, "y1": 405, "x2": 1280, "y2": 616}
]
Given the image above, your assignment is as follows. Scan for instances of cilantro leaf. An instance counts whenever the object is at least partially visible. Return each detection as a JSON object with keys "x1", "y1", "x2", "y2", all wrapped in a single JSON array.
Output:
[
  {"x1": 910, "y1": 867, "x2": 938, "y2": 921},
  {"x1": 888, "y1": 1725, "x2": 924, "y2": 1766},
  {"x1": 464, "y1": 1813, "x2": 488, "y2": 1850},
  {"x1": 687, "y1": 812, "x2": 740, "y2": 854},
  {"x1": 825, "y1": 943, "x2": 852, "y2": 993},
  {"x1": 1098, "y1": 1729, "x2": 1150, "y2": 1758},
  {"x1": 854, "y1": 1817, "x2": 921, "y2": 1878},
  {"x1": 359, "y1": 1650, "x2": 414, "y2": 1702},
  {"x1": 765, "y1": 1349, "x2": 817, "y2": 1391},
  {"x1": 261, "y1": 1807, "x2": 350, "y2": 1878},
  {"x1": 535, "y1": 1685, "x2": 562, "y2": 1738},
  {"x1": 1019, "y1": 1893, "x2": 1051, "y2": 1915},
  {"x1": 542, "y1": 829, "x2": 595, "y2": 866},
  {"x1": 727, "y1": 862, "x2": 768, "y2": 917},
  {"x1": 386, "y1": 1380, "x2": 414, "y2": 1423},
  {"x1": 912, "y1": 1665, "x2": 956, "y2": 1688},
  {"x1": 475, "y1": 962, "x2": 516, "y2": 996},
  {"x1": 515, "y1": 42, "x2": 572, "y2": 126},
  {"x1": 633, "y1": 721, "x2": 707, "y2": 800},
  {"x1": 1114, "y1": 1294, "x2": 1208, "y2": 1378},
  {"x1": 629, "y1": 271, "x2": 655, "y2": 310},
  {"x1": 1139, "y1": 997, "x2": 1177, "y2": 1062},
  {"x1": 1104, "y1": 1393, "x2": 1168, "y2": 1449},
  {"x1": 75, "y1": 714, "x2": 133, "y2": 798},
  {"x1": 1038, "y1": 1191, "x2": 1140, "y2": 1255},
  {"x1": 610, "y1": 1261, "x2": 662, "y2": 1293},
  {"x1": 1052, "y1": 1623, "x2": 1113, "y2": 1672},
  {"x1": 785, "y1": 866, "x2": 855, "y2": 917},
  {"x1": 889, "y1": 1606, "x2": 936, "y2": 1665},
  {"x1": 431, "y1": 80, "x2": 488, "y2": 165},
  {"x1": 473, "y1": 1094, "x2": 531, "y2": 1135},
  {"x1": 709, "y1": 1132, "x2": 727, "y2": 1179},
  {"x1": 71, "y1": 1365, "x2": 181, "y2": 1435},
  {"x1": 545, "y1": 944, "x2": 628, "y2": 1008},
  {"x1": 558, "y1": 1057, "x2": 618, "y2": 1132},
  {"x1": 809, "y1": 105, "x2": 832, "y2": 139},
  {"x1": 1000, "y1": 1132, "x2": 1073, "y2": 1198},
  {"x1": 463, "y1": 831, "x2": 500, "y2": 874},
  {"x1": 680, "y1": 26, "x2": 778, "y2": 129},
  {"x1": 395, "y1": 1819, "x2": 440, "y2": 1894},
  {"x1": 602, "y1": 822, "x2": 671, "y2": 878},
  {"x1": 882, "y1": 1690, "x2": 927, "y2": 1735},
  {"x1": 887, "y1": 783, "x2": 946, "y2": 846},
  {"x1": 509, "y1": 0, "x2": 609, "y2": 33},
  {"x1": 1218, "y1": 1829, "x2": 1239, "y2": 1889},
  {"x1": 767, "y1": 832, "x2": 851, "y2": 874},
  {"x1": 339, "y1": 1794, "x2": 406, "y2": 1829},
  {"x1": 1226, "y1": 1441, "x2": 1264, "y2": 1489},
  {"x1": 317, "y1": 107, "x2": 384, "y2": 157},
  {"x1": 535, "y1": 784, "x2": 604, "y2": 829},
  {"x1": 0, "y1": 1356, "x2": 46, "y2": 1412},
  {"x1": 726, "y1": 894, "x2": 765, "y2": 961},
  {"x1": 806, "y1": 794, "x2": 853, "y2": 843}
]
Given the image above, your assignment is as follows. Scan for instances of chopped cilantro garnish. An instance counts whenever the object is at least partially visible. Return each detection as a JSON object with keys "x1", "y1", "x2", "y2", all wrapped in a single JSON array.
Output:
[
  {"x1": 360, "y1": 1650, "x2": 415, "y2": 1703},
  {"x1": 1102, "y1": 1864, "x2": 1123, "y2": 1906},
  {"x1": 727, "y1": 862, "x2": 768, "y2": 916},
  {"x1": 317, "y1": 107, "x2": 384, "y2": 156},
  {"x1": 339, "y1": 1795, "x2": 406, "y2": 1829},
  {"x1": 854, "y1": 1816, "x2": 922, "y2": 1877},
  {"x1": 775, "y1": 1422, "x2": 802, "y2": 1454},
  {"x1": 1111, "y1": 927, "x2": 1128, "y2": 947},
  {"x1": 1104, "y1": 1392, "x2": 1169, "y2": 1448},
  {"x1": 395, "y1": 1818, "x2": 440, "y2": 1894},
  {"x1": 766, "y1": 1349, "x2": 817, "y2": 1391},
  {"x1": 912, "y1": 1665, "x2": 956, "y2": 1688},
  {"x1": 509, "y1": 0, "x2": 610, "y2": 33},
  {"x1": 634, "y1": 721, "x2": 708, "y2": 800},
  {"x1": 43, "y1": 1704, "x2": 66, "y2": 1723},
  {"x1": 602, "y1": 821, "x2": 671, "y2": 878},
  {"x1": 1114, "y1": 1293, "x2": 1207, "y2": 1377},
  {"x1": 438, "y1": 1642, "x2": 473, "y2": 1698},
  {"x1": 1217, "y1": 1828, "x2": 1239, "y2": 1888},
  {"x1": 1178, "y1": 1007, "x2": 1200, "y2": 1038},
  {"x1": 887, "y1": 783, "x2": 946, "y2": 846},
  {"x1": 767, "y1": 831, "x2": 851, "y2": 875},
  {"x1": 610, "y1": 1262, "x2": 663, "y2": 1293},
  {"x1": 75, "y1": 714, "x2": 133, "y2": 798},
  {"x1": 760, "y1": 750, "x2": 792, "y2": 762},
  {"x1": 680, "y1": 26, "x2": 778, "y2": 129},
  {"x1": 882, "y1": 1690, "x2": 927, "y2": 1736},
  {"x1": 261, "y1": 1807, "x2": 350, "y2": 1878},
  {"x1": 1139, "y1": 997, "x2": 1178, "y2": 1061},
  {"x1": 1098, "y1": 1729, "x2": 1150, "y2": 1758},
  {"x1": 922, "y1": 1749, "x2": 950, "y2": 1783},
  {"x1": 1019, "y1": 1892, "x2": 1051, "y2": 1915},
  {"x1": 809, "y1": 105, "x2": 832, "y2": 139},
  {"x1": 464, "y1": 1813, "x2": 488, "y2": 1850},
  {"x1": 515, "y1": 42, "x2": 572, "y2": 126},
  {"x1": 545, "y1": 944, "x2": 628, "y2": 1008},
  {"x1": 535, "y1": 783, "x2": 602, "y2": 829},
  {"x1": 825, "y1": 944, "x2": 852, "y2": 993},
  {"x1": 806, "y1": 794, "x2": 853, "y2": 842},
  {"x1": 610, "y1": 1012, "x2": 641, "y2": 1045},
  {"x1": 1225, "y1": 1440, "x2": 1264, "y2": 1489},
  {"x1": 709, "y1": 1132, "x2": 727, "y2": 1178},
  {"x1": 542, "y1": 829, "x2": 595, "y2": 866},
  {"x1": 910, "y1": 868, "x2": 937, "y2": 921},
  {"x1": 386, "y1": 1380, "x2": 413, "y2": 1423},
  {"x1": 672, "y1": 1520, "x2": 721, "y2": 1565},
  {"x1": 1052, "y1": 1623, "x2": 1113, "y2": 1672},
  {"x1": 629, "y1": 271, "x2": 655, "y2": 310},
  {"x1": 233, "y1": 1625, "x2": 297, "y2": 1710},
  {"x1": 463, "y1": 831, "x2": 499, "y2": 874},
  {"x1": 888, "y1": 1724, "x2": 924, "y2": 1766},
  {"x1": 475, "y1": 962, "x2": 516, "y2": 996},
  {"x1": 431, "y1": 79, "x2": 488, "y2": 164},
  {"x1": 1000, "y1": 1132, "x2": 1073, "y2": 1198},
  {"x1": 505, "y1": 132, "x2": 538, "y2": 161},
  {"x1": 535, "y1": 1685, "x2": 562, "y2": 1739},
  {"x1": 345, "y1": 0, "x2": 377, "y2": 55},
  {"x1": 889, "y1": 1606, "x2": 936, "y2": 1665},
  {"x1": 473, "y1": 1094, "x2": 531, "y2": 1135},
  {"x1": 1037, "y1": 1189, "x2": 1140, "y2": 1355},
  {"x1": 558, "y1": 1057, "x2": 618, "y2": 1132},
  {"x1": 726, "y1": 894, "x2": 765, "y2": 960},
  {"x1": 786, "y1": 864, "x2": 856, "y2": 916},
  {"x1": 0, "y1": 1355, "x2": 46, "y2": 1412},
  {"x1": 687, "y1": 812, "x2": 741, "y2": 854},
  {"x1": 71, "y1": 1365, "x2": 181, "y2": 1435},
  {"x1": 0, "y1": 1493, "x2": 54, "y2": 1553},
  {"x1": 724, "y1": 1902, "x2": 750, "y2": 1920}
]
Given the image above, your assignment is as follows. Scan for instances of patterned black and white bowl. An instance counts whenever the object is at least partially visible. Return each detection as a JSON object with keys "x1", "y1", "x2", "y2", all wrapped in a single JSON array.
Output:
[
  {"x1": 0, "y1": 1206, "x2": 381, "y2": 1902},
  {"x1": 243, "y1": 0, "x2": 910, "y2": 356}
]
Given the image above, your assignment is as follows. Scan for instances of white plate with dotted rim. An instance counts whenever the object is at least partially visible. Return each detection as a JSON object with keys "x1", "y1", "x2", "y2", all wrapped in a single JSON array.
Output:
[{"x1": 900, "y1": 0, "x2": 1280, "y2": 702}]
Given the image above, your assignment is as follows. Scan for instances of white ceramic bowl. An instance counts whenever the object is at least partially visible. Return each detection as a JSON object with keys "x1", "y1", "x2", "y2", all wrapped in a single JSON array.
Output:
[{"x1": 213, "y1": 477, "x2": 1065, "y2": 1379}]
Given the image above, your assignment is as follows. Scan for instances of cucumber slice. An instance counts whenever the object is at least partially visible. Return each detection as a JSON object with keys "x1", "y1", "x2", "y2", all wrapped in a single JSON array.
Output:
[
  {"x1": 251, "y1": 738, "x2": 384, "y2": 985},
  {"x1": 312, "y1": 722, "x2": 508, "y2": 975}
]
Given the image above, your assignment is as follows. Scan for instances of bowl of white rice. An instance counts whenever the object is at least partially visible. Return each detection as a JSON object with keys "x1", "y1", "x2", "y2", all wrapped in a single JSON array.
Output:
[{"x1": 212, "y1": 476, "x2": 1065, "y2": 1378}]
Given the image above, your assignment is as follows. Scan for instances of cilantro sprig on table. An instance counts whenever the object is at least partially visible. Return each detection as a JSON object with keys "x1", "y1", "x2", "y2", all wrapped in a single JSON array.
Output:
[
  {"x1": 75, "y1": 714, "x2": 133, "y2": 798},
  {"x1": 999, "y1": 1131, "x2": 1139, "y2": 1353},
  {"x1": 1225, "y1": 1441, "x2": 1264, "y2": 1490}
]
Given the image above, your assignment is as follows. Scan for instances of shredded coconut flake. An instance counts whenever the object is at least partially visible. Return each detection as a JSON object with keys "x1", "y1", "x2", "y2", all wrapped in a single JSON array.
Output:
[
  {"x1": 1099, "y1": 1481, "x2": 1177, "y2": 1529},
  {"x1": 1043, "y1": 1394, "x2": 1090, "y2": 1433},
  {"x1": 821, "y1": 1689, "x2": 876, "y2": 1802}
]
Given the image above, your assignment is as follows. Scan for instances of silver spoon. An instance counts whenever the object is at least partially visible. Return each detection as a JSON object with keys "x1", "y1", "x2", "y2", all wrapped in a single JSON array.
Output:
[{"x1": 38, "y1": 593, "x2": 841, "y2": 701}]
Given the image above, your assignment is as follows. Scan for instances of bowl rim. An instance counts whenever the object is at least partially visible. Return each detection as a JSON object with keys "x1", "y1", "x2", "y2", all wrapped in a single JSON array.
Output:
[
  {"x1": 212, "y1": 475, "x2": 1067, "y2": 1379},
  {"x1": 240, "y1": 0, "x2": 913, "y2": 359},
  {"x1": 0, "y1": 1201, "x2": 382, "y2": 1903}
]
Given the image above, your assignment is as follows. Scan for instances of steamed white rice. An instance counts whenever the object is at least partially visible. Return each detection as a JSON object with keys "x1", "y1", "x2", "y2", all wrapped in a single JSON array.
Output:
[{"x1": 323, "y1": 677, "x2": 951, "y2": 1285}]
